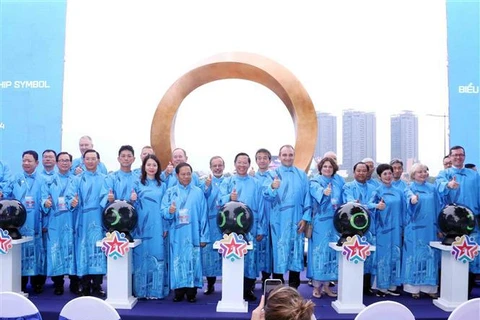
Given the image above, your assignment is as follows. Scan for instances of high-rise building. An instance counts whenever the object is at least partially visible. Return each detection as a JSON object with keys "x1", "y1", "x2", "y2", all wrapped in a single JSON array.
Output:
[
  {"x1": 342, "y1": 110, "x2": 376, "y2": 174},
  {"x1": 391, "y1": 111, "x2": 418, "y2": 171},
  {"x1": 314, "y1": 112, "x2": 337, "y2": 162}
]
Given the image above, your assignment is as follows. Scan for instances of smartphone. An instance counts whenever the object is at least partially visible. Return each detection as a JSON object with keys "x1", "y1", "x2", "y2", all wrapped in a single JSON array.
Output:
[{"x1": 264, "y1": 279, "x2": 283, "y2": 301}]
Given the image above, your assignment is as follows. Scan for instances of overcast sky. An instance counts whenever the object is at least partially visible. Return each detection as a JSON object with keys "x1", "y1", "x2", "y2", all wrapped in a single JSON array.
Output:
[{"x1": 62, "y1": 0, "x2": 449, "y2": 175}]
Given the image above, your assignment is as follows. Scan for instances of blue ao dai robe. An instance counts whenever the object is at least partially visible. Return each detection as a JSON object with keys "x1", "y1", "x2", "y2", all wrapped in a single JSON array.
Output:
[
  {"x1": 368, "y1": 183, "x2": 404, "y2": 289},
  {"x1": 71, "y1": 158, "x2": 108, "y2": 175},
  {"x1": 342, "y1": 180, "x2": 377, "y2": 274},
  {"x1": 308, "y1": 174, "x2": 344, "y2": 281},
  {"x1": 254, "y1": 170, "x2": 275, "y2": 274},
  {"x1": 75, "y1": 170, "x2": 107, "y2": 277},
  {"x1": 132, "y1": 178, "x2": 169, "y2": 298},
  {"x1": 100, "y1": 170, "x2": 138, "y2": 207},
  {"x1": 41, "y1": 172, "x2": 77, "y2": 277},
  {"x1": 436, "y1": 167, "x2": 480, "y2": 272},
  {"x1": 402, "y1": 181, "x2": 440, "y2": 293},
  {"x1": 3, "y1": 171, "x2": 46, "y2": 276},
  {"x1": 218, "y1": 175, "x2": 264, "y2": 279},
  {"x1": 201, "y1": 175, "x2": 225, "y2": 278},
  {"x1": 162, "y1": 182, "x2": 209, "y2": 289},
  {"x1": 263, "y1": 166, "x2": 312, "y2": 274}
]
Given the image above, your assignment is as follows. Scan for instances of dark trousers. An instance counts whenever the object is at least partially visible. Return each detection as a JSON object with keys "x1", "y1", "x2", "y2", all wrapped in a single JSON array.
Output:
[
  {"x1": 52, "y1": 275, "x2": 65, "y2": 289},
  {"x1": 272, "y1": 271, "x2": 300, "y2": 288},
  {"x1": 243, "y1": 277, "x2": 256, "y2": 294},
  {"x1": 69, "y1": 275, "x2": 81, "y2": 289},
  {"x1": 21, "y1": 275, "x2": 46, "y2": 290},
  {"x1": 206, "y1": 276, "x2": 216, "y2": 287},
  {"x1": 81, "y1": 274, "x2": 103, "y2": 288},
  {"x1": 174, "y1": 287, "x2": 197, "y2": 299}
]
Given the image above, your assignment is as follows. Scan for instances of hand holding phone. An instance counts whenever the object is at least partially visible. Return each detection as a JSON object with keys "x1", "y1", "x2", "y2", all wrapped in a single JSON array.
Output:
[{"x1": 264, "y1": 279, "x2": 283, "y2": 302}]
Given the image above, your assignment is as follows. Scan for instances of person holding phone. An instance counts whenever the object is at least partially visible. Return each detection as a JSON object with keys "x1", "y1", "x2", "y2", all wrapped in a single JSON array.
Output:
[{"x1": 251, "y1": 286, "x2": 315, "y2": 320}]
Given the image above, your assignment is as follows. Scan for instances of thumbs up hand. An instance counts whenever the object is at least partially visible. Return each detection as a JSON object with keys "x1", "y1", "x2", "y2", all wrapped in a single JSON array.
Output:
[
  {"x1": 169, "y1": 200, "x2": 176, "y2": 214},
  {"x1": 411, "y1": 193, "x2": 419, "y2": 205},
  {"x1": 71, "y1": 193, "x2": 79, "y2": 208},
  {"x1": 377, "y1": 197, "x2": 386, "y2": 210},
  {"x1": 166, "y1": 162, "x2": 174, "y2": 175},
  {"x1": 249, "y1": 167, "x2": 256, "y2": 177},
  {"x1": 271, "y1": 176, "x2": 281, "y2": 189},
  {"x1": 205, "y1": 174, "x2": 212, "y2": 188},
  {"x1": 231, "y1": 188, "x2": 238, "y2": 201},
  {"x1": 324, "y1": 183, "x2": 332, "y2": 196},
  {"x1": 130, "y1": 188, "x2": 137, "y2": 202},
  {"x1": 45, "y1": 195, "x2": 53, "y2": 208},
  {"x1": 108, "y1": 188, "x2": 114, "y2": 203},
  {"x1": 448, "y1": 176, "x2": 460, "y2": 189}
]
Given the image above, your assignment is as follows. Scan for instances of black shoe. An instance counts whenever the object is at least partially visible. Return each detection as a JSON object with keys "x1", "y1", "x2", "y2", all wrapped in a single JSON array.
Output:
[
  {"x1": 54, "y1": 287, "x2": 64, "y2": 295},
  {"x1": 81, "y1": 286, "x2": 91, "y2": 296},
  {"x1": 289, "y1": 283, "x2": 299, "y2": 290},
  {"x1": 363, "y1": 288, "x2": 374, "y2": 296},
  {"x1": 173, "y1": 295, "x2": 184, "y2": 302},
  {"x1": 243, "y1": 290, "x2": 257, "y2": 302},
  {"x1": 204, "y1": 285, "x2": 215, "y2": 295},
  {"x1": 386, "y1": 289, "x2": 401, "y2": 297},
  {"x1": 187, "y1": 296, "x2": 197, "y2": 303},
  {"x1": 376, "y1": 291, "x2": 386, "y2": 297},
  {"x1": 69, "y1": 285, "x2": 82, "y2": 295},
  {"x1": 92, "y1": 287, "x2": 106, "y2": 298},
  {"x1": 33, "y1": 285, "x2": 43, "y2": 294}
]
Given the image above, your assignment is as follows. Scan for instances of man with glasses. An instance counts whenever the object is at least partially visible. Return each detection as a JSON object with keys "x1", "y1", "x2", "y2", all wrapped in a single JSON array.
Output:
[{"x1": 437, "y1": 145, "x2": 480, "y2": 294}]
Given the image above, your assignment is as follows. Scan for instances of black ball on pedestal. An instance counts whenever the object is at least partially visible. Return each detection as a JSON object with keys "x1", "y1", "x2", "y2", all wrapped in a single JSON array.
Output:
[
  {"x1": 333, "y1": 202, "x2": 371, "y2": 246},
  {"x1": 217, "y1": 201, "x2": 253, "y2": 239},
  {"x1": 438, "y1": 203, "x2": 475, "y2": 245},
  {"x1": 0, "y1": 199, "x2": 27, "y2": 240},
  {"x1": 102, "y1": 200, "x2": 138, "y2": 242}
]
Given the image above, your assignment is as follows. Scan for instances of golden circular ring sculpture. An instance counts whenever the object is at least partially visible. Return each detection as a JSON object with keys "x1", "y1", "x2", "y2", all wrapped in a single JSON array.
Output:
[{"x1": 150, "y1": 52, "x2": 317, "y2": 172}]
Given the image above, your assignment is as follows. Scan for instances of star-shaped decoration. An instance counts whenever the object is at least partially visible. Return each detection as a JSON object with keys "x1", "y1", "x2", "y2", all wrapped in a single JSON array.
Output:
[
  {"x1": 217, "y1": 233, "x2": 248, "y2": 261},
  {"x1": 101, "y1": 230, "x2": 130, "y2": 260},
  {"x1": 451, "y1": 235, "x2": 478, "y2": 263},
  {"x1": 0, "y1": 228, "x2": 13, "y2": 255},
  {"x1": 342, "y1": 235, "x2": 371, "y2": 264}
]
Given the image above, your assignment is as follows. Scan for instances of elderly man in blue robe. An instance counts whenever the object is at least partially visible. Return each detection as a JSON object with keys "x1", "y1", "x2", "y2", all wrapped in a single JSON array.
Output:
[
  {"x1": 218, "y1": 152, "x2": 264, "y2": 302},
  {"x1": 162, "y1": 162, "x2": 209, "y2": 303},
  {"x1": 161, "y1": 148, "x2": 200, "y2": 188},
  {"x1": 71, "y1": 136, "x2": 108, "y2": 175},
  {"x1": 263, "y1": 145, "x2": 311, "y2": 289}
]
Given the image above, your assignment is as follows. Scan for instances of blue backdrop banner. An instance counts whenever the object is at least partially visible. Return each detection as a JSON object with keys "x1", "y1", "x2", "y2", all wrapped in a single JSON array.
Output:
[
  {"x1": 446, "y1": 0, "x2": 480, "y2": 164},
  {"x1": 0, "y1": 0, "x2": 67, "y2": 172}
]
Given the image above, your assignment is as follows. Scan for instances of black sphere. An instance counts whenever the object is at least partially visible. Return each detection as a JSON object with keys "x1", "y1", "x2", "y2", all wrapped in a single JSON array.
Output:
[
  {"x1": 217, "y1": 201, "x2": 253, "y2": 238},
  {"x1": 333, "y1": 202, "x2": 371, "y2": 246},
  {"x1": 0, "y1": 199, "x2": 27, "y2": 240},
  {"x1": 102, "y1": 200, "x2": 138, "y2": 242},
  {"x1": 438, "y1": 203, "x2": 475, "y2": 245}
]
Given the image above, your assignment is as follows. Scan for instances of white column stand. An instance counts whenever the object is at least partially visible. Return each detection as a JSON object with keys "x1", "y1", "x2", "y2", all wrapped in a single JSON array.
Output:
[{"x1": 0, "y1": 237, "x2": 33, "y2": 296}]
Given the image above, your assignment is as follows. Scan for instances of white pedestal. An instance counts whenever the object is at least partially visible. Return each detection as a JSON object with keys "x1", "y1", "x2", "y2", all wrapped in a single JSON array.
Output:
[
  {"x1": 97, "y1": 239, "x2": 141, "y2": 309},
  {"x1": 0, "y1": 237, "x2": 33, "y2": 296},
  {"x1": 430, "y1": 241, "x2": 469, "y2": 312},
  {"x1": 213, "y1": 239, "x2": 253, "y2": 313},
  {"x1": 329, "y1": 242, "x2": 376, "y2": 314}
]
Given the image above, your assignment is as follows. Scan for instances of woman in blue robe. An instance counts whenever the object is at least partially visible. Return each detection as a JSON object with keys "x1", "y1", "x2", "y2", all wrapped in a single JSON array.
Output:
[
  {"x1": 368, "y1": 163, "x2": 404, "y2": 297},
  {"x1": 132, "y1": 154, "x2": 169, "y2": 299},
  {"x1": 162, "y1": 162, "x2": 209, "y2": 302},
  {"x1": 308, "y1": 157, "x2": 343, "y2": 298},
  {"x1": 402, "y1": 163, "x2": 440, "y2": 298}
]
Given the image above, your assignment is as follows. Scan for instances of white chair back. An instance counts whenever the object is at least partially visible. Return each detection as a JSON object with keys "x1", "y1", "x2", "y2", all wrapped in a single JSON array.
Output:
[
  {"x1": 0, "y1": 291, "x2": 41, "y2": 318},
  {"x1": 59, "y1": 296, "x2": 120, "y2": 320},
  {"x1": 355, "y1": 300, "x2": 415, "y2": 320},
  {"x1": 448, "y1": 298, "x2": 480, "y2": 320}
]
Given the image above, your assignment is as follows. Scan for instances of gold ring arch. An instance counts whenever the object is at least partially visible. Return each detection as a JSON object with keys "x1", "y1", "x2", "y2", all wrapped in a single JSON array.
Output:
[{"x1": 150, "y1": 52, "x2": 317, "y2": 172}]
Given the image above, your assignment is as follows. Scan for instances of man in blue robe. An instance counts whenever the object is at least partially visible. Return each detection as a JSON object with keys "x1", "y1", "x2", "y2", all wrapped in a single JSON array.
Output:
[
  {"x1": 71, "y1": 136, "x2": 108, "y2": 175},
  {"x1": 162, "y1": 162, "x2": 209, "y2": 302},
  {"x1": 161, "y1": 148, "x2": 200, "y2": 188},
  {"x1": 101, "y1": 145, "x2": 138, "y2": 207},
  {"x1": 436, "y1": 145, "x2": 480, "y2": 292},
  {"x1": 1, "y1": 150, "x2": 47, "y2": 294},
  {"x1": 391, "y1": 159, "x2": 408, "y2": 191},
  {"x1": 200, "y1": 156, "x2": 225, "y2": 295},
  {"x1": 41, "y1": 152, "x2": 79, "y2": 295},
  {"x1": 74, "y1": 149, "x2": 107, "y2": 297},
  {"x1": 41, "y1": 149, "x2": 57, "y2": 179},
  {"x1": 263, "y1": 145, "x2": 311, "y2": 289},
  {"x1": 219, "y1": 152, "x2": 264, "y2": 301}
]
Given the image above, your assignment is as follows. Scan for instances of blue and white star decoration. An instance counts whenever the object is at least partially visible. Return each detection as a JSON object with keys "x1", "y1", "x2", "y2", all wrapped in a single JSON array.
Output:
[
  {"x1": 451, "y1": 235, "x2": 478, "y2": 264},
  {"x1": 101, "y1": 230, "x2": 130, "y2": 260},
  {"x1": 0, "y1": 228, "x2": 13, "y2": 255},
  {"x1": 342, "y1": 235, "x2": 371, "y2": 264},
  {"x1": 217, "y1": 233, "x2": 248, "y2": 262}
]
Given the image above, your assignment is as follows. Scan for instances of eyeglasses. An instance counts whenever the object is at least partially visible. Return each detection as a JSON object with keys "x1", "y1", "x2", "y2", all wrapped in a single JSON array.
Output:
[
  {"x1": 451, "y1": 154, "x2": 465, "y2": 158},
  {"x1": 58, "y1": 159, "x2": 71, "y2": 163}
]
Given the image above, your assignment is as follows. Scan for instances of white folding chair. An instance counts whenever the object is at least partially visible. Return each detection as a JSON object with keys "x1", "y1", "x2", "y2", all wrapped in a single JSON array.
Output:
[
  {"x1": 448, "y1": 298, "x2": 480, "y2": 320},
  {"x1": 355, "y1": 300, "x2": 415, "y2": 320},
  {"x1": 59, "y1": 296, "x2": 120, "y2": 320},
  {"x1": 0, "y1": 291, "x2": 42, "y2": 319}
]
